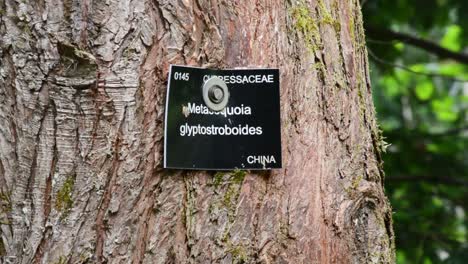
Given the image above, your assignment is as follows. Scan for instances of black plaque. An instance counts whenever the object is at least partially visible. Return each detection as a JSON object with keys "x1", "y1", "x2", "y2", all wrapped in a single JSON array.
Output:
[{"x1": 164, "y1": 65, "x2": 282, "y2": 170}]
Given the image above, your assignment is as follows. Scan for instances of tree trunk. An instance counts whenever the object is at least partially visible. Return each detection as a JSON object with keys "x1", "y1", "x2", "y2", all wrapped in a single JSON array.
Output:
[{"x1": 0, "y1": 0, "x2": 395, "y2": 263}]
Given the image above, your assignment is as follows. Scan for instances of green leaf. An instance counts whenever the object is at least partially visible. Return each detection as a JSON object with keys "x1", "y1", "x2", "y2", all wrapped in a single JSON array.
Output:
[
  {"x1": 394, "y1": 42, "x2": 405, "y2": 51},
  {"x1": 409, "y1": 64, "x2": 426, "y2": 72},
  {"x1": 397, "y1": 251, "x2": 407, "y2": 263},
  {"x1": 423, "y1": 257, "x2": 432, "y2": 264},
  {"x1": 440, "y1": 25, "x2": 462, "y2": 52},
  {"x1": 395, "y1": 69, "x2": 411, "y2": 84},
  {"x1": 380, "y1": 76, "x2": 401, "y2": 97},
  {"x1": 462, "y1": 95, "x2": 468, "y2": 103},
  {"x1": 438, "y1": 63, "x2": 465, "y2": 76},
  {"x1": 415, "y1": 81, "x2": 434, "y2": 101},
  {"x1": 431, "y1": 196, "x2": 443, "y2": 208},
  {"x1": 431, "y1": 97, "x2": 458, "y2": 122},
  {"x1": 426, "y1": 143, "x2": 439, "y2": 153}
]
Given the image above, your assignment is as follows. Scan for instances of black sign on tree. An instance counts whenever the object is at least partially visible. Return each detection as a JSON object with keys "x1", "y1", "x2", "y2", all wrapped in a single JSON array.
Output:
[{"x1": 164, "y1": 65, "x2": 282, "y2": 170}]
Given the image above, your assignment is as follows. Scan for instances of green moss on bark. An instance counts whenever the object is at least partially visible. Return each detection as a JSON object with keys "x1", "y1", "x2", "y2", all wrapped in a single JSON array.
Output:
[
  {"x1": 228, "y1": 243, "x2": 249, "y2": 264},
  {"x1": 53, "y1": 255, "x2": 67, "y2": 264},
  {"x1": 290, "y1": 1, "x2": 321, "y2": 53},
  {"x1": 55, "y1": 176, "x2": 75, "y2": 217}
]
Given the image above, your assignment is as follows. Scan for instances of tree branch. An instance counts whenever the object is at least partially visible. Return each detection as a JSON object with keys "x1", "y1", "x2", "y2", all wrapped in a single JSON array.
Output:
[
  {"x1": 384, "y1": 126, "x2": 468, "y2": 139},
  {"x1": 368, "y1": 48, "x2": 467, "y2": 82},
  {"x1": 365, "y1": 26, "x2": 468, "y2": 64},
  {"x1": 429, "y1": 126, "x2": 468, "y2": 137},
  {"x1": 387, "y1": 175, "x2": 468, "y2": 187}
]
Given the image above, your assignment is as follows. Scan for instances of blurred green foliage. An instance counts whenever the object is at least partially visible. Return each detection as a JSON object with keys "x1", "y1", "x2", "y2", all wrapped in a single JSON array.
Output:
[{"x1": 362, "y1": 0, "x2": 467, "y2": 263}]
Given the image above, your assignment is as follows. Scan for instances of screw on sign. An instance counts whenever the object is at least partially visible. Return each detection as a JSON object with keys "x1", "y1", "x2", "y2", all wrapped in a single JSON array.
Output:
[
  {"x1": 203, "y1": 77, "x2": 230, "y2": 112},
  {"x1": 209, "y1": 86, "x2": 224, "y2": 103}
]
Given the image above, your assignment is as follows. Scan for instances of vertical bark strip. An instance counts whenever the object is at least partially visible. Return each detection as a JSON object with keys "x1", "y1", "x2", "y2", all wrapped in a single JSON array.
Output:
[{"x1": 0, "y1": 0, "x2": 395, "y2": 263}]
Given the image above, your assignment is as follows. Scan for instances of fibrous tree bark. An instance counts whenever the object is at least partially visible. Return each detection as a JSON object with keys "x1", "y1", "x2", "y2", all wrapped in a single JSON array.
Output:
[{"x1": 0, "y1": 0, "x2": 395, "y2": 263}]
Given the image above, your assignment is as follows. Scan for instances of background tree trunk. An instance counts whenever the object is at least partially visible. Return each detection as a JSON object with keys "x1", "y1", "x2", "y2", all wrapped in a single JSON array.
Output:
[{"x1": 0, "y1": 0, "x2": 395, "y2": 263}]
